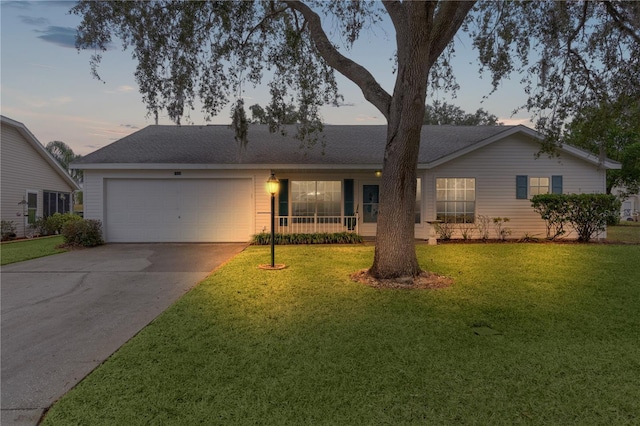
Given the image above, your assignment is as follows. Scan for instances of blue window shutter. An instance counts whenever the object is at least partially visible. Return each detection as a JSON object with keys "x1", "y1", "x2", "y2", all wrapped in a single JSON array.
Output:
[
  {"x1": 516, "y1": 175, "x2": 528, "y2": 199},
  {"x1": 344, "y1": 179, "x2": 356, "y2": 230},
  {"x1": 552, "y1": 176, "x2": 563, "y2": 194},
  {"x1": 278, "y1": 179, "x2": 288, "y2": 216},
  {"x1": 344, "y1": 179, "x2": 354, "y2": 216}
]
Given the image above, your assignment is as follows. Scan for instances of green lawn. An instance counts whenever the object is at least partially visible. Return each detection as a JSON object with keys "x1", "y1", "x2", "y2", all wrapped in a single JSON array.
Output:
[
  {"x1": 0, "y1": 235, "x2": 66, "y2": 265},
  {"x1": 607, "y1": 222, "x2": 640, "y2": 243},
  {"x1": 43, "y1": 244, "x2": 640, "y2": 425}
]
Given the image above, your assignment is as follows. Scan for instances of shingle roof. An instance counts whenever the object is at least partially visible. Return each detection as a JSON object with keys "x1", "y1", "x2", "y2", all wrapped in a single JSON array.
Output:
[{"x1": 76, "y1": 124, "x2": 525, "y2": 167}]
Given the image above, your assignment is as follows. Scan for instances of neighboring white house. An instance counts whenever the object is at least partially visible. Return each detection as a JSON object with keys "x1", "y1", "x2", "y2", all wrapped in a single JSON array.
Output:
[
  {"x1": 614, "y1": 188, "x2": 640, "y2": 222},
  {"x1": 1, "y1": 116, "x2": 80, "y2": 238},
  {"x1": 73, "y1": 124, "x2": 620, "y2": 243}
]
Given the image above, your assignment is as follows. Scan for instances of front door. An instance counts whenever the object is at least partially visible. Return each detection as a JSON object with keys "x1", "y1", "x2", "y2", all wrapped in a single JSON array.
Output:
[{"x1": 360, "y1": 183, "x2": 379, "y2": 235}]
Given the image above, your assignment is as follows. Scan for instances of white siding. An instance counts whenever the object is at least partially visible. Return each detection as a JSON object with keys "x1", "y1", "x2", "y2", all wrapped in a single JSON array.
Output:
[
  {"x1": 1, "y1": 123, "x2": 76, "y2": 238},
  {"x1": 423, "y1": 134, "x2": 607, "y2": 239}
]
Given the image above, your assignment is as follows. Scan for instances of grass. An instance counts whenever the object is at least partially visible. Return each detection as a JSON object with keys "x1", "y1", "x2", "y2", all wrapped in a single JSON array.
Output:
[
  {"x1": 42, "y1": 243, "x2": 640, "y2": 425},
  {"x1": 607, "y1": 221, "x2": 640, "y2": 243},
  {"x1": 0, "y1": 235, "x2": 66, "y2": 265}
]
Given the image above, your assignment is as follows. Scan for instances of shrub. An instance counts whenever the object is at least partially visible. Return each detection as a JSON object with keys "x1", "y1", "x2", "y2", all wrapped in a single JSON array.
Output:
[
  {"x1": 1, "y1": 220, "x2": 17, "y2": 241},
  {"x1": 32, "y1": 217, "x2": 49, "y2": 236},
  {"x1": 531, "y1": 194, "x2": 570, "y2": 240},
  {"x1": 458, "y1": 223, "x2": 475, "y2": 240},
  {"x1": 531, "y1": 193, "x2": 621, "y2": 242},
  {"x1": 45, "y1": 213, "x2": 64, "y2": 234},
  {"x1": 433, "y1": 221, "x2": 455, "y2": 240},
  {"x1": 475, "y1": 215, "x2": 491, "y2": 240},
  {"x1": 565, "y1": 194, "x2": 621, "y2": 242},
  {"x1": 492, "y1": 217, "x2": 512, "y2": 241},
  {"x1": 519, "y1": 232, "x2": 541, "y2": 242},
  {"x1": 252, "y1": 232, "x2": 363, "y2": 245},
  {"x1": 62, "y1": 219, "x2": 104, "y2": 247},
  {"x1": 31, "y1": 213, "x2": 83, "y2": 236}
]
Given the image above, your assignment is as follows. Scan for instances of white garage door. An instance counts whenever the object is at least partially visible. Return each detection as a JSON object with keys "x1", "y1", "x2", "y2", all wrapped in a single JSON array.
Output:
[{"x1": 105, "y1": 179, "x2": 253, "y2": 242}]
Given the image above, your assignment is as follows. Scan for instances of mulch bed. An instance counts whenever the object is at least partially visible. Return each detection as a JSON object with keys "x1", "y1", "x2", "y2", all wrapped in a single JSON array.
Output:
[{"x1": 350, "y1": 269, "x2": 454, "y2": 290}]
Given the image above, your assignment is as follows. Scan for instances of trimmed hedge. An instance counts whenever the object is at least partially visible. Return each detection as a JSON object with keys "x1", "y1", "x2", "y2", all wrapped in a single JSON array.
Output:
[
  {"x1": 33, "y1": 213, "x2": 83, "y2": 236},
  {"x1": 62, "y1": 219, "x2": 104, "y2": 247},
  {"x1": 531, "y1": 193, "x2": 620, "y2": 242},
  {"x1": 252, "y1": 232, "x2": 363, "y2": 245}
]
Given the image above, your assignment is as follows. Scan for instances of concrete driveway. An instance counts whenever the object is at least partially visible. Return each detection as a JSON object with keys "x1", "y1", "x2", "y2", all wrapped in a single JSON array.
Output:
[{"x1": 1, "y1": 243, "x2": 247, "y2": 426}]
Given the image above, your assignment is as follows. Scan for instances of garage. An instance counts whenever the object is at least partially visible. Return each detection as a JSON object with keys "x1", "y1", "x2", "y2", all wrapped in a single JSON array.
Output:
[{"x1": 105, "y1": 178, "x2": 253, "y2": 242}]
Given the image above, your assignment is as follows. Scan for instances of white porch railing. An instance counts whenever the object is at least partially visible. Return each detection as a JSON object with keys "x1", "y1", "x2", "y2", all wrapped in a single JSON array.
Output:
[{"x1": 275, "y1": 215, "x2": 359, "y2": 234}]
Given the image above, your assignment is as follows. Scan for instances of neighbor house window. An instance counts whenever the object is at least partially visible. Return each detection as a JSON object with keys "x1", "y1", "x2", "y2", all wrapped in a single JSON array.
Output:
[
  {"x1": 43, "y1": 191, "x2": 71, "y2": 217},
  {"x1": 27, "y1": 191, "x2": 37, "y2": 224},
  {"x1": 291, "y1": 181, "x2": 341, "y2": 223},
  {"x1": 529, "y1": 177, "x2": 550, "y2": 196},
  {"x1": 517, "y1": 175, "x2": 563, "y2": 199},
  {"x1": 436, "y1": 178, "x2": 475, "y2": 223}
]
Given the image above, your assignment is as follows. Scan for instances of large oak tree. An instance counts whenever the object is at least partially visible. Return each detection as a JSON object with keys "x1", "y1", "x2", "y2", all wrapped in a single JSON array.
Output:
[{"x1": 72, "y1": 1, "x2": 640, "y2": 279}]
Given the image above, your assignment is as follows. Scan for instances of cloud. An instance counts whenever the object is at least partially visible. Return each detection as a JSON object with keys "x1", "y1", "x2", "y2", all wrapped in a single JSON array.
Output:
[
  {"x1": 1, "y1": 1, "x2": 32, "y2": 10},
  {"x1": 355, "y1": 114, "x2": 380, "y2": 122},
  {"x1": 500, "y1": 117, "x2": 532, "y2": 126},
  {"x1": 34, "y1": 26, "x2": 77, "y2": 48},
  {"x1": 117, "y1": 85, "x2": 135, "y2": 93},
  {"x1": 19, "y1": 15, "x2": 49, "y2": 26},
  {"x1": 104, "y1": 85, "x2": 137, "y2": 94},
  {"x1": 120, "y1": 124, "x2": 139, "y2": 129},
  {"x1": 11, "y1": 93, "x2": 72, "y2": 109},
  {"x1": 330, "y1": 102, "x2": 356, "y2": 107}
]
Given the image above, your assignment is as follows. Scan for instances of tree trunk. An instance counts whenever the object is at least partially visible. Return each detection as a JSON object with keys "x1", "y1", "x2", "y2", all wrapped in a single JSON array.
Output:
[
  {"x1": 370, "y1": 120, "x2": 423, "y2": 278},
  {"x1": 369, "y1": 4, "x2": 432, "y2": 279}
]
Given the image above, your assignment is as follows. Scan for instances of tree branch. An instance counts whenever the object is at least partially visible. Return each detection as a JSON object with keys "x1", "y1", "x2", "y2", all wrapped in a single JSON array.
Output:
[
  {"x1": 429, "y1": 1, "x2": 477, "y2": 65},
  {"x1": 603, "y1": 1, "x2": 640, "y2": 45},
  {"x1": 241, "y1": 5, "x2": 289, "y2": 48},
  {"x1": 283, "y1": 0, "x2": 392, "y2": 119}
]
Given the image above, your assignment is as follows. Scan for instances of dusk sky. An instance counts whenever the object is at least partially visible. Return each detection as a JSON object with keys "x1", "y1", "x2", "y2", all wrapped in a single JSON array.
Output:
[{"x1": 2, "y1": 1, "x2": 533, "y2": 156}]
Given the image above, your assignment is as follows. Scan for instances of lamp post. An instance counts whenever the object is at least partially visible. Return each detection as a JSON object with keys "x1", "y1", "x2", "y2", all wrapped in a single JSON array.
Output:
[{"x1": 266, "y1": 172, "x2": 280, "y2": 268}]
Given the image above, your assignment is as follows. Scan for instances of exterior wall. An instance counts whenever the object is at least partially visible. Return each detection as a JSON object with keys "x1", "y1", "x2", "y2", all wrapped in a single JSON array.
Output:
[
  {"x1": 423, "y1": 133, "x2": 607, "y2": 239},
  {"x1": 1, "y1": 123, "x2": 76, "y2": 238}
]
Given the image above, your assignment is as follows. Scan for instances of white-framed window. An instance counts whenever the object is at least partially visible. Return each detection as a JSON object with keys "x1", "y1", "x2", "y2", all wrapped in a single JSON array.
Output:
[
  {"x1": 436, "y1": 178, "x2": 476, "y2": 223},
  {"x1": 291, "y1": 180, "x2": 341, "y2": 223},
  {"x1": 27, "y1": 191, "x2": 38, "y2": 224},
  {"x1": 529, "y1": 177, "x2": 550, "y2": 196}
]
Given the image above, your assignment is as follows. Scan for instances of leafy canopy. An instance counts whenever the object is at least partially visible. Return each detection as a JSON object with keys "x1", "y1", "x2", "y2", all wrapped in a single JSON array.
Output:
[
  {"x1": 72, "y1": 1, "x2": 640, "y2": 140},
  {"x1": 423, "y1": 101, "x2": 502, "y2": 126},
  {"x1": 563, "y1": 95, "x2": 640, "y2": 196}
]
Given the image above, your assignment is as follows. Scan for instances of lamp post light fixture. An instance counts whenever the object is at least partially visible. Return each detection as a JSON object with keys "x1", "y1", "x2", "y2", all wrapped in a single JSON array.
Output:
[
  {"x1": 260, "y1": 172, "x2": 286, "y2": 270},
  {"x1": 267, "y1": 173, "x2": 279, "y2": 267}
]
